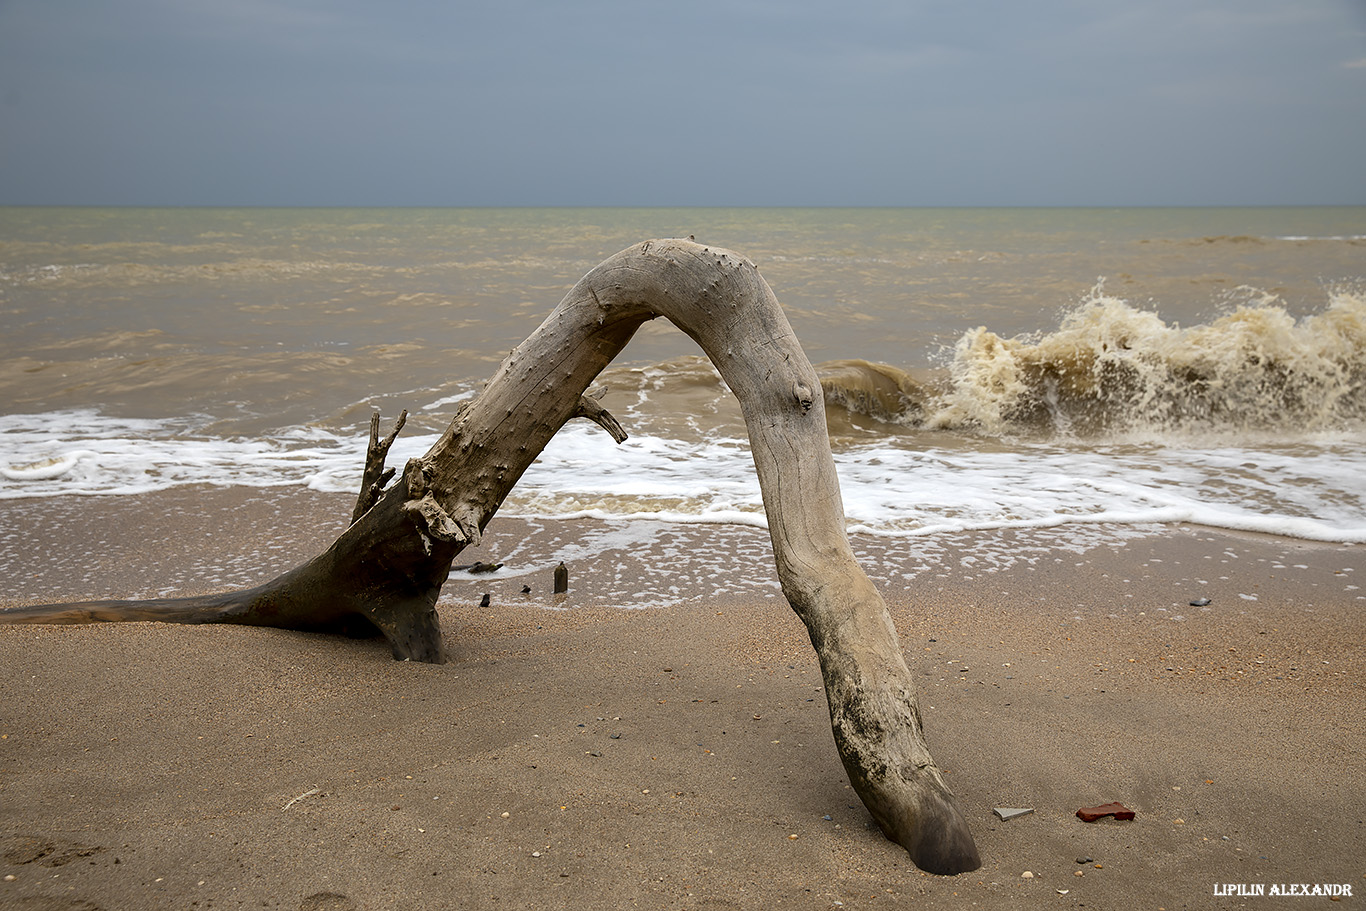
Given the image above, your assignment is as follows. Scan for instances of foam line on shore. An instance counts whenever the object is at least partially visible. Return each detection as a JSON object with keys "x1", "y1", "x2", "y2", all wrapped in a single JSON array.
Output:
[{"x1": 4, "y1": 411, "x2": 1365, "y2": 543}]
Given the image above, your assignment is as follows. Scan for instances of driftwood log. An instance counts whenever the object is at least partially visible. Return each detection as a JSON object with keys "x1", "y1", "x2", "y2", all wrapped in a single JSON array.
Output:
[{"x1": 0, "y1": 239, "x2": 981, "y2": 874}]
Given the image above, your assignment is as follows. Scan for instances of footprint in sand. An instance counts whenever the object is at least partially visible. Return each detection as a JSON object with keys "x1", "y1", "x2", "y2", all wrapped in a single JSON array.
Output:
[{"x1": 2, "y1": 835, "x2": 102, "y2": 868}]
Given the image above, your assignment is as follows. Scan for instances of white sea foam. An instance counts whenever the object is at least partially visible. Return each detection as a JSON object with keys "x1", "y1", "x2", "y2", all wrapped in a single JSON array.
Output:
[
  {"x1": 1274, "y1": 235, "x2": 1366, "y2": 241},
  {"x1": 0, "y1": 410, "x2": 435, "y2": 497},
  {"x1": 0, "y1": 450, "x2": 101, "y2": 481},
  {"x1": 3, "y1": 410, "x2": 1363, "y2": 544},
  {"x1": 423, "y1": 389, "x2": 479, "y2": 411}
]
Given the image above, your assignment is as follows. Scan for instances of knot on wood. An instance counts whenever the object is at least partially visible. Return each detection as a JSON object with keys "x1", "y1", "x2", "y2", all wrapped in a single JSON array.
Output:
[
  {"x1": 401, "y1": 494, "x2": 467, "y2": 546},
  {"x1": 793, "y1": 381, "x2": 814, "y2": 414},
  {"x1": 401, "y1": 494, "x2": 482, "y2": 548},
  {"x1": 403, "y1": 458, "x2": 428, "y2": 498},
  {"x1": 401, "y1": 459, "x2": 481, "y2": 548}
]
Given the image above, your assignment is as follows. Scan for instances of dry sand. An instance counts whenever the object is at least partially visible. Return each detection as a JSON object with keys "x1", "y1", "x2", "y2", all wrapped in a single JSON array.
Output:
[{"x1": 1, "y1": 488, "x2": 1362, "y2": 910}]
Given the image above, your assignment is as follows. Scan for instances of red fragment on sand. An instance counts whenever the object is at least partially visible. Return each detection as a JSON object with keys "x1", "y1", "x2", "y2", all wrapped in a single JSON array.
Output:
[{"x1": 1076, "y1": 802, "x2": 1136, "y2": 822}]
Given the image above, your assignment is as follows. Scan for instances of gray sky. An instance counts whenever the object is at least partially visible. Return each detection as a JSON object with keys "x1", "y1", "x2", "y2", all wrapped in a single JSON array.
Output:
[{"x1": 2, "y1": 0, "x2": 1364, "y2": 207}]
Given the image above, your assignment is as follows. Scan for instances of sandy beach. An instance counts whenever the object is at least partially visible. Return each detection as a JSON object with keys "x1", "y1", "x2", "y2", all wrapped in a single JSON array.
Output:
[{"x1": 1, "y1": 487, "x2": 1362, "y2": 910}]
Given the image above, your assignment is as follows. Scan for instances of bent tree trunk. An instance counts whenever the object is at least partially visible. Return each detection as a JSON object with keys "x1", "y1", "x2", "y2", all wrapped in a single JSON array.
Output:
[{"x1": 0, "y1": 239, "x2": 981, "y2": 874}]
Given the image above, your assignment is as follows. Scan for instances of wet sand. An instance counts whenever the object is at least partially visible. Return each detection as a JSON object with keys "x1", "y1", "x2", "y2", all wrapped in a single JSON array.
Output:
[{"x1": 1, "y1": 488, "x2": 1363, "y2": 910}]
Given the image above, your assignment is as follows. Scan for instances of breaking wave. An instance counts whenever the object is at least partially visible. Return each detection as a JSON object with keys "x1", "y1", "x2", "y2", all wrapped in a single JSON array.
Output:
[
  {"x1": 817, "y1": 286, "x2": 1366, "y2": 441},
  {"x1": 816, "y1": 359, "x2": 930, "y2": 426}
]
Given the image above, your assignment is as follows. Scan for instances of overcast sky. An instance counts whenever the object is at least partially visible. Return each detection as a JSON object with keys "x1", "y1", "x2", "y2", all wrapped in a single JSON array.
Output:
[{"x1": 1, "y1": 0, "x2": 1363, "y2": 207}]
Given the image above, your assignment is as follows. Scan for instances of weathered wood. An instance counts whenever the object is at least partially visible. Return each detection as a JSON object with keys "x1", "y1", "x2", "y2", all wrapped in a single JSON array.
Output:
[
  {"x1": 0, "y1": 239, "x2": 981, "y2": 873},
  {"x1": 353, "y1": 408, "x2": 407, "y2": 523}
]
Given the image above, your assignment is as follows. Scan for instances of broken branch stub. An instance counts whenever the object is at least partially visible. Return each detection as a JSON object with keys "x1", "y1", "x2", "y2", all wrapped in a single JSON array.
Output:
[
  {"x1": 0, "y1": 239, "x2": 980, "y2": 874},
  {"x1": 353, "y1": 409, "x2": 407, "y2": 523}
]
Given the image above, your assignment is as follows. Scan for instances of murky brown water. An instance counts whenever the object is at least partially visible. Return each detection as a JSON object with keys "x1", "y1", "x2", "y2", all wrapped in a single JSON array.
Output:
[{"x1": 2, "y1": 207, "x2": 1364, "y2": 542}]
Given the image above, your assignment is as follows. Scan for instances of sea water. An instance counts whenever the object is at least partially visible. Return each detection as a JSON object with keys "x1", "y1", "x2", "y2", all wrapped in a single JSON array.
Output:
[{"x1": 2, "y1": 207, "x2": 1364, "y2": 545}]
